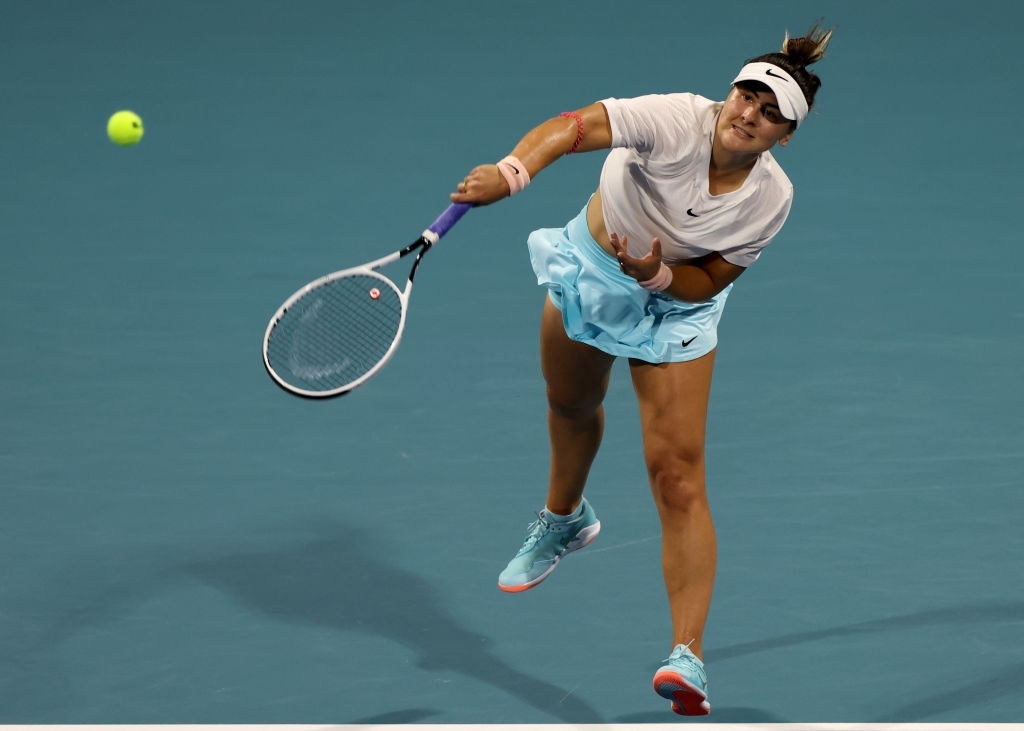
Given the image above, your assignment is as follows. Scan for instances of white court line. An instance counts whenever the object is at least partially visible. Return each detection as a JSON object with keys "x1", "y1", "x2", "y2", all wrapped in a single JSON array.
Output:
[{"x1": 4, "y1": 720, "x2": 1019, "y2": 724}]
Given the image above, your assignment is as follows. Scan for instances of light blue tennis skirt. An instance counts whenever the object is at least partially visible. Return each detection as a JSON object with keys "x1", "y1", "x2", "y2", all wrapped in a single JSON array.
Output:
[{"x1": 527, "y1": 202, "x2": 732, "y2": 363}]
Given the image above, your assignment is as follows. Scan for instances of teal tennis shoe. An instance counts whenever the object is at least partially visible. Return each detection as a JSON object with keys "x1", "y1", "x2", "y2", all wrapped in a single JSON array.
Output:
[
  {"x1": 497, "y1": 498, "x2": 600, "y2": 592},
  {"x1": 652, "y1": 642, "x2": 710, "y2": 716}
]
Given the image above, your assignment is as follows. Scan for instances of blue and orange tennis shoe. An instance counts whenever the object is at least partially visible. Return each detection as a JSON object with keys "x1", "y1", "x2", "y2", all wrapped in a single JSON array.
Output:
[
  {"x1": 497, "y1": 498, "x2": 600, "y2": 592},
  {"x1": 652, "y1": 641, "x2": 710, "y2": 716}
]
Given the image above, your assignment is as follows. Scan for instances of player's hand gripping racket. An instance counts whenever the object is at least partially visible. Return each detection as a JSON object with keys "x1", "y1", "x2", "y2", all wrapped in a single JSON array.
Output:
[{"x1": 263, "y1": 202, "x2": 471, "y2": 398}]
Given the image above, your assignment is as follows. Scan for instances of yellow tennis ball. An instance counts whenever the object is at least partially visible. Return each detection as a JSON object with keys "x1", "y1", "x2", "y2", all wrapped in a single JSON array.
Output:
[{"x1": 107, "y1": 110, "x2": 144, "y2": 147}]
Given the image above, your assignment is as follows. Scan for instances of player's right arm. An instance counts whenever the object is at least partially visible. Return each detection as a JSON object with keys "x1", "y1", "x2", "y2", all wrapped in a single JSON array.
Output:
[{"x1": 450, "y1": 102, "x2": 612, "y2": 206}]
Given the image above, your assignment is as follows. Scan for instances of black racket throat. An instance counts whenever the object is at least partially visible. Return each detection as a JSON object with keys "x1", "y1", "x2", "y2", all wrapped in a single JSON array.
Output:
[{"x1": 404, "y1": 236, "x2": 433, "y2": 283}]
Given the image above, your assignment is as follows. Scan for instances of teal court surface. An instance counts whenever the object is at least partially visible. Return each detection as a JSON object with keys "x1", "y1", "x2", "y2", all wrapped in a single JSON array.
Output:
[{"x1": 1, "y1": 0, "x2": 1022, "y2": 726}]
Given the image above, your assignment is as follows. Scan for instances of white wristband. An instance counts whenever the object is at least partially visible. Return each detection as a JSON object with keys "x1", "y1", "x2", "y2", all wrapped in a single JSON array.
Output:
[
  {"x1": 496, "y1": 155, "x2": 530, "y2": 196},
  {"x1": 639, "y1": 262, "x2": 673, "y2": 292}
]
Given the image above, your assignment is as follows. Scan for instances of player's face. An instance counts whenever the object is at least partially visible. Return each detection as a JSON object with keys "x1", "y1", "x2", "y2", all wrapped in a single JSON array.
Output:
[{"x1": 717, "y1": 86, "x2": 795, "y2": 152}]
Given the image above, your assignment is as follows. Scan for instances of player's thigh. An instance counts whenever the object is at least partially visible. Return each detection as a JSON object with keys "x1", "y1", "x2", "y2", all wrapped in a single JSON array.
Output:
[
  {"x1": 628, "y1": 350, "x2": 716, "y2": 463},
  {"x1": 540, "y1": 297, "x2": 615, "y2": 409}
]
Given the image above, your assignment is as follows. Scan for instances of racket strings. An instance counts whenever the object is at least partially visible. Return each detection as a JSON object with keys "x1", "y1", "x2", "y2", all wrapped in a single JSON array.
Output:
[{"x1": 266, "y1": 275, "x2": 403, "y2": 393}]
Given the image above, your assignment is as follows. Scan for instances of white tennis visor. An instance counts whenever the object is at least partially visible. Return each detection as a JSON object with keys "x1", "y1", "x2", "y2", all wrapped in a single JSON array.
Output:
[{"x1": 731, "y1": 62, "x2": 809, "y2": 126}]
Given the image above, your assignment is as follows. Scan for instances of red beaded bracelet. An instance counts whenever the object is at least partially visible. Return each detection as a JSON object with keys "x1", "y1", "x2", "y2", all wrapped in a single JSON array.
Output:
[{"x1": 559, "y1": 111, "x2": 584, "y2": 154}]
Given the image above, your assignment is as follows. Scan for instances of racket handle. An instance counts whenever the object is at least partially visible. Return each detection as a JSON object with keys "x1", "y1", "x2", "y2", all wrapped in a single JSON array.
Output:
[{"x1": 424, "y1": 202, "x2": 472, "y2": 242}]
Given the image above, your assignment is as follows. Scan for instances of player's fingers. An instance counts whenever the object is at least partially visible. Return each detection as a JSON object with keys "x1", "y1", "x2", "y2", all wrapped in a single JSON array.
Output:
[
  {"x1": 451, "y1": 172, "x2": 471, "y2": 201},
  {"x1": 452, "y1": 175, "x2": 483, "y2": 202},
  {"x1": 452, "y1": 180, "x2": 501, "y2": 206},
  {"x1": 610, "y1": 233, "x2": 634, "y2": 273},
  {"x1": 458, "y1": 167, "x2": 491, "y2": 196}
]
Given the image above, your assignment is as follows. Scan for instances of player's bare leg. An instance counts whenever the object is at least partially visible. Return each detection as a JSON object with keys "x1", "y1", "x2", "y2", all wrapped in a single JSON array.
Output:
[
  {"x1": 540, "y1": 297, "x2": 615, "y2": 514},
  {"x1": 496, "y1": 298, "x2": 612, "y2": 592},
  {"x1": 629, "y1": 351, "x2": 717, "y2": 657}
]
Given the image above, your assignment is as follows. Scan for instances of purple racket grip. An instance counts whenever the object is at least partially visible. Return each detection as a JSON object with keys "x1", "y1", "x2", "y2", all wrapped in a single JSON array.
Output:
[{"x1": 426, "y1": 202, "x2": 472, "y2": 239}]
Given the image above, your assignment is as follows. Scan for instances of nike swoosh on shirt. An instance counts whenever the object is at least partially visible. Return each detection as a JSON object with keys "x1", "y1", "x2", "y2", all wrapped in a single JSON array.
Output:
[{"x1": 686, "y1": 208, "x2": 699, "y2": 217}]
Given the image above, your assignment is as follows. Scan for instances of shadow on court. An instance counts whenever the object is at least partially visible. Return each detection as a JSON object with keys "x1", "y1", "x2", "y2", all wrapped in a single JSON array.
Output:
[
  {"x1": 181, "y1": 523, "x2": 606, "y2": 723},
  {"x1": 882, "y1": 659, "x2": 1024, "y2": 722},
  {"x1": 712, "y1": 600, "x2": 1024, "y2": 661},
  {"x1": 3, "y1": 523, "x2": 1020, "y2": 723},
  {"x1": 710, "y1": 600, "x2": 1024, "y2": 720}
]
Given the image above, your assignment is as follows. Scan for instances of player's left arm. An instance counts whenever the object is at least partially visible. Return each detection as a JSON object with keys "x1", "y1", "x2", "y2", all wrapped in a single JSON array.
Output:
[
  {"x1": 664, "y1": 252, "x2": 746, "y2": 302},
  {"x1": 612, "y1": 235, "x2": 746, "y2": 302}
]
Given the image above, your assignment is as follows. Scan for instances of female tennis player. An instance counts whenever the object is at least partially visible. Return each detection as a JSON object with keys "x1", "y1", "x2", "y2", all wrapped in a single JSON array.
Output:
[{"x1": 450, "y1": 23, "x2": 832, "y2": 716}]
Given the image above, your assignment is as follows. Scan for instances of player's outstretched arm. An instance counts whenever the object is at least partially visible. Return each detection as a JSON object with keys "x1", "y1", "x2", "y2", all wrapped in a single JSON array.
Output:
[{"x1": 450, "y1": 102, "x2": 612, "y2": 206}]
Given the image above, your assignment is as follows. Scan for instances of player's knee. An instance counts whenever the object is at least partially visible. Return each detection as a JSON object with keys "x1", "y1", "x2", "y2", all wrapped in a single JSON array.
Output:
[
  {"x1": 546, "y1": 382, "x2": 605, "y2": 421},
  {"x1": 646, "y1": 449, "x2": 707, "y2": 512}
]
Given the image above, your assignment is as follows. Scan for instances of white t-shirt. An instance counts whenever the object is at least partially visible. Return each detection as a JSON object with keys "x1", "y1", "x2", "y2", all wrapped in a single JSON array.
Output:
[{"x1": 599, "y1": 93, "x2": 793, "y2": 268}]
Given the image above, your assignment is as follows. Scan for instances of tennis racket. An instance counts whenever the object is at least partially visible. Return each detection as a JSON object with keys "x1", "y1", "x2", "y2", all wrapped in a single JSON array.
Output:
[{"x1": 262, "y1": 202, "x2": 471, "y2": 399}]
